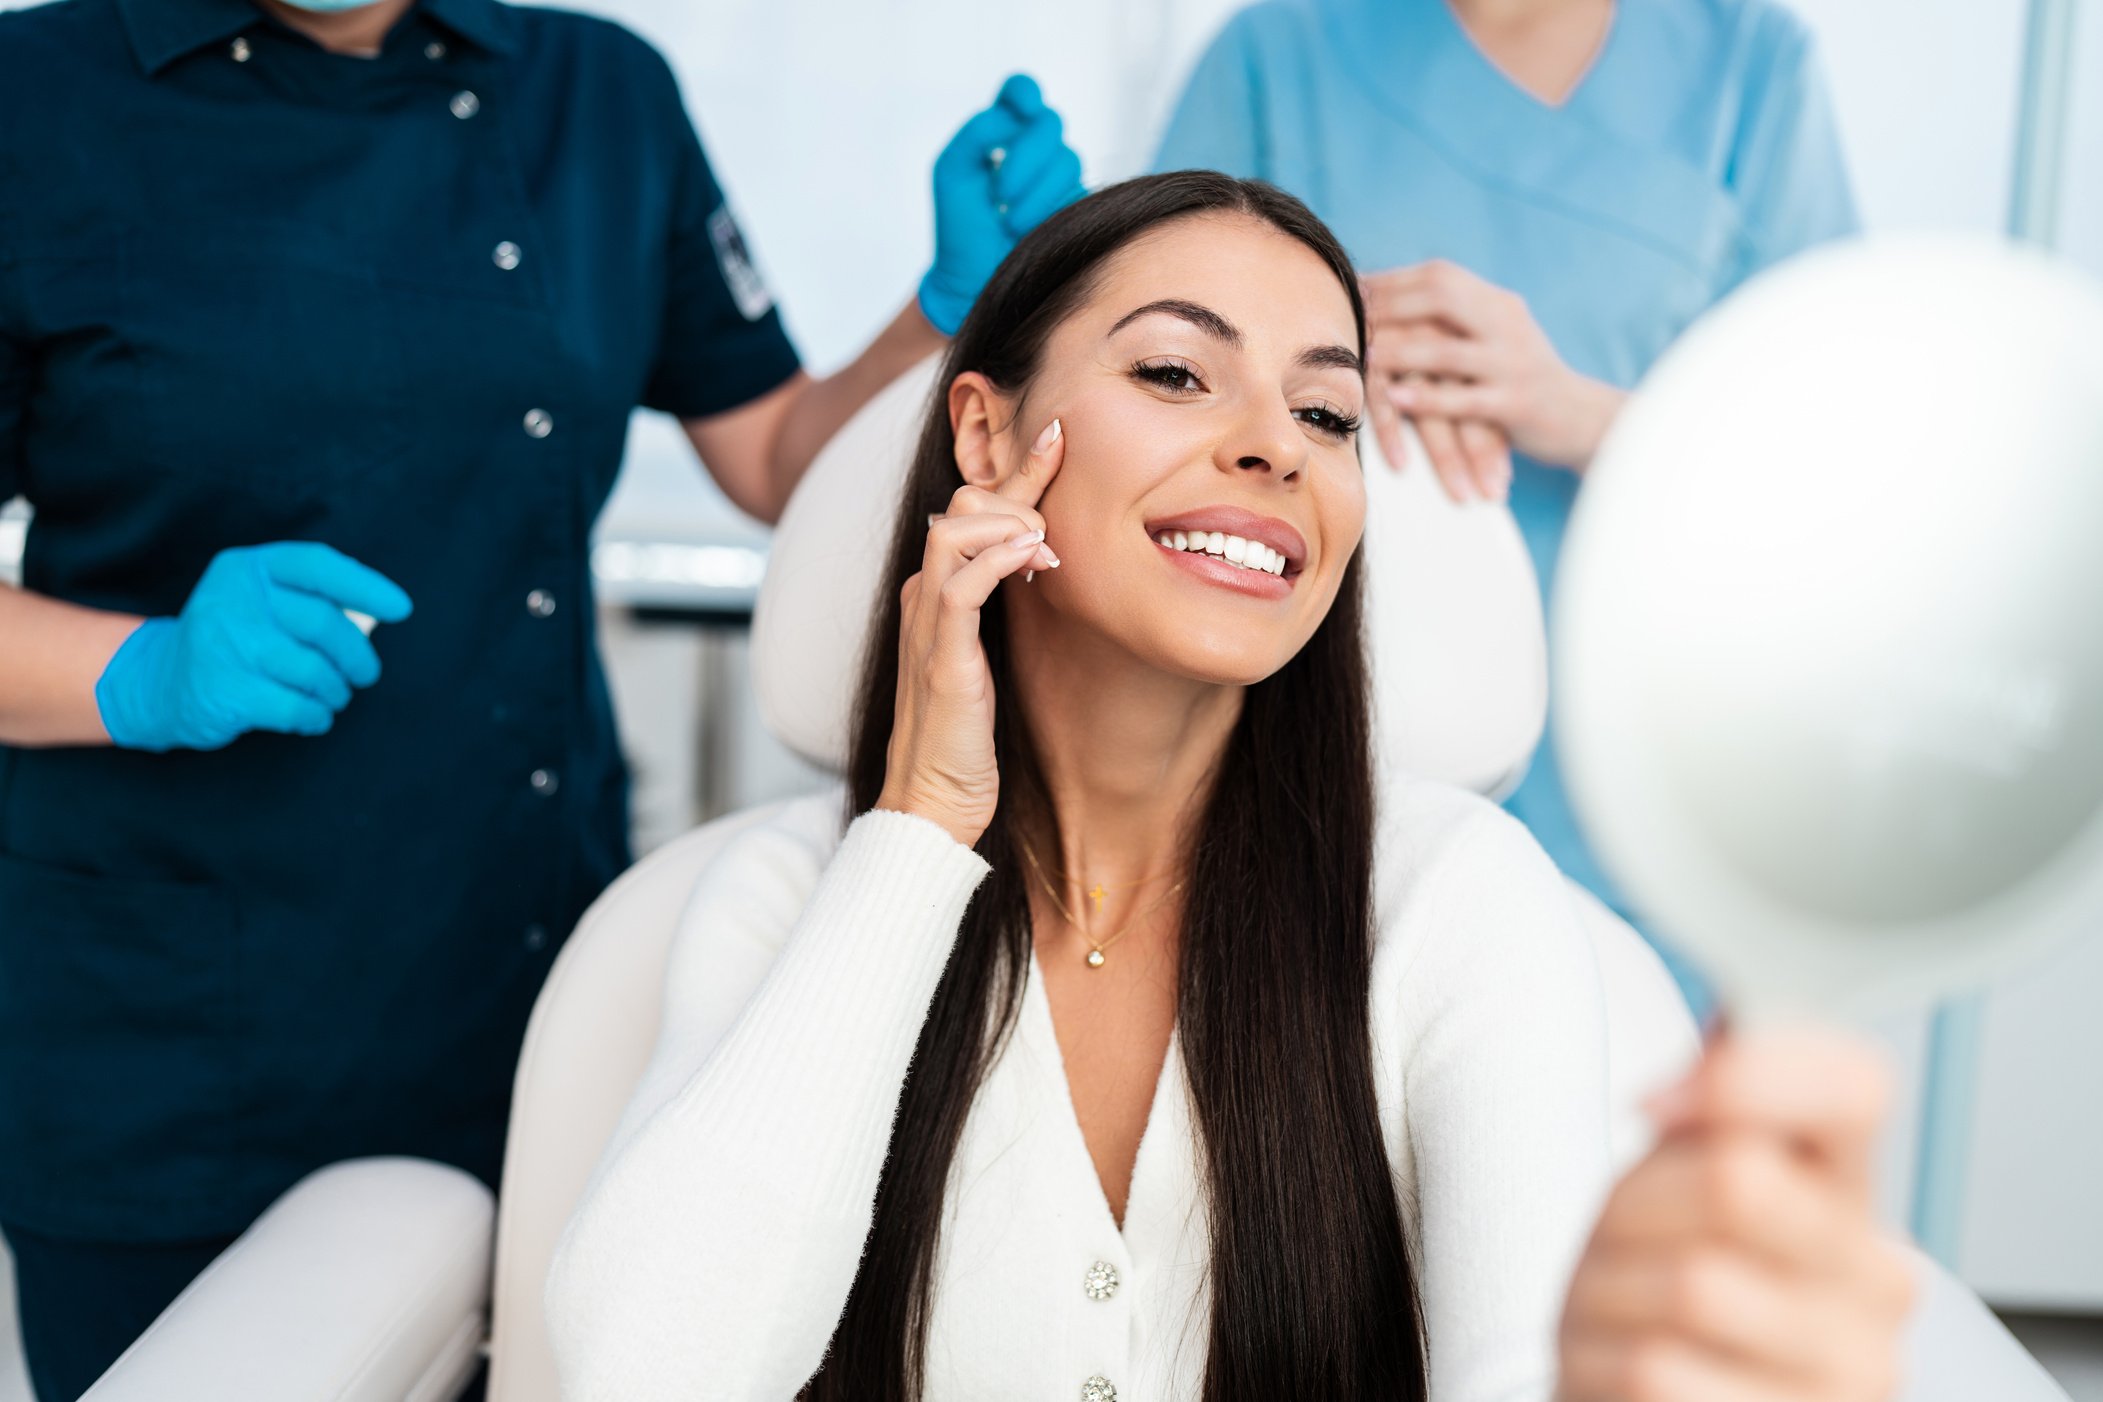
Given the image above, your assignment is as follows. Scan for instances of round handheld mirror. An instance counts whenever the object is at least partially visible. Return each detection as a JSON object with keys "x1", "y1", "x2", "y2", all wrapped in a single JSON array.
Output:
[{"x1": 1556, "y1": 236, "x2": 2103, "y2": 1022}]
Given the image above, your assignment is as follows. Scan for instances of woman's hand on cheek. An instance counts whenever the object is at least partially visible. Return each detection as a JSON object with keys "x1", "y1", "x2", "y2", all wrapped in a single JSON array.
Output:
[
  {"x1": 1556, "y1": 1029, "x2": 1918, "y2": 1402},
  {"x1": 876, "y1": 418, "x2": 1065, "y2": 850}
]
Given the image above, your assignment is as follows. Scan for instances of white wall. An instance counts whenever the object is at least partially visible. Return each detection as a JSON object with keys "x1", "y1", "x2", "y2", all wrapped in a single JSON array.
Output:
[
  {"x1": 1788, "y1": 0, "x2": 2026, "y2": 236},
  {"x1": 2063, "y1": 0, "x2": 2103, "y2": 270},
  {"x1": 2000, "y1": 5, "x2": 2103, "y2": 1301}
]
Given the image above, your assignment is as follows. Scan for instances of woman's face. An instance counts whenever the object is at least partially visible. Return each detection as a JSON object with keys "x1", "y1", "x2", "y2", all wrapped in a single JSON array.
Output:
[{"x1": 960, "y1": 212, "x2": 1368, "y2": 685}]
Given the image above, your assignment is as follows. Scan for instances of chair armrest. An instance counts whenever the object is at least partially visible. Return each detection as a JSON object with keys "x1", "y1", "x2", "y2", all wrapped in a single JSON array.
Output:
[
  {"x1": 83, "y1": 1157, "x2": 493, "y2": 1402},
  {"x1": 1903, "y1": 1248, "x2": 2071, "y2": 1401}
]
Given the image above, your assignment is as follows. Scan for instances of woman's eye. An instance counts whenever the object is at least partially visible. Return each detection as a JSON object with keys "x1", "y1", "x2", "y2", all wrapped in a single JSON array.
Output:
[
  {"x1": 1132, "y1": 361, "x2": 1204, "y2": 394},
  {"x1": 1296, "y1": 404, "x2": 1362, "y2": 439}
]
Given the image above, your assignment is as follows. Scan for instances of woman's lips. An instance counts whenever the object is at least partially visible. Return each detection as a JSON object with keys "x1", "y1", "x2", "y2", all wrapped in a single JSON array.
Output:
[
  {"x1": 1143, "y1": 506, "x2": 1308, "y2": 569},
  {"x1": 1151, "y1": 532, "x2": 1295, "y2": 598}
]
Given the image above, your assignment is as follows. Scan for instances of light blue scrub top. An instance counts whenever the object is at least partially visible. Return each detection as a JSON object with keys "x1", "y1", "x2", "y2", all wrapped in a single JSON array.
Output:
[{"x1": 1155, "y1": 0, "x2": 1859, "y2": 1009}]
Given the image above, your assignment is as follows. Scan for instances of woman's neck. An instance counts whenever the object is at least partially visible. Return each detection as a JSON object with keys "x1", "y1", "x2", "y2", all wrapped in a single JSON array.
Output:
[
  {"x1": 1005, "y1": 602, "x2": 1240, "y2": 906},
  {"x1": 255, "y1": 0, "x2": 416, "y2": 56},
  {"x1": 1445, "y1": 0, "x2": 1576, "y2": 25},
  {"x1": 1443, "y1": 0, "x2": 1616, "y2": 107}
]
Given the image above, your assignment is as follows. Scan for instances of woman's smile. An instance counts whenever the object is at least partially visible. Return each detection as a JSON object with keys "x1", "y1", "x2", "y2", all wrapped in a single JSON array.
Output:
[
  {"x1": 1153, "y1": 535, "x2": 1294, "y2": 597},
  {"x1": 1145, "y1": 504, "x2": 1306, "y2": 599}
]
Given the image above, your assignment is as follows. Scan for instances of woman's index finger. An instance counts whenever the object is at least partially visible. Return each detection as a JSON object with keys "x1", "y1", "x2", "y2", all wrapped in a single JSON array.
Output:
[{"x1": 998, "y1": 416, "x2": 1064, "y2": 508}]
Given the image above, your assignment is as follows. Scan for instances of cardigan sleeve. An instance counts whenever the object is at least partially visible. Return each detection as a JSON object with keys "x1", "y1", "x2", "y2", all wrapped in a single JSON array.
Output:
[
  {"x1": 545, "y1": 804, "x2": 991, "y2": 1402},
  {"x1": 1384, "y1": 799, "x2": 1616, "y2": 1402}
]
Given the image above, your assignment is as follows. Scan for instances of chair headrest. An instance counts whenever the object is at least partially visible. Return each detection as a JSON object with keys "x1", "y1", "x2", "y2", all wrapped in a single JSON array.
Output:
[{"x1": 751, "y1": 356, "x2": 1546, "y2": 797}]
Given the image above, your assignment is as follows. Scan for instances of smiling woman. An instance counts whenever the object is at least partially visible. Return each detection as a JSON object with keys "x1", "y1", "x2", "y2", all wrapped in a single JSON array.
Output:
[
  {"x1": 543, "y1": 173, "x2": 1915, "y2": 1402},
  {"x1": 836, "y1": 177, "x2": 1409, "y2": 1399}
]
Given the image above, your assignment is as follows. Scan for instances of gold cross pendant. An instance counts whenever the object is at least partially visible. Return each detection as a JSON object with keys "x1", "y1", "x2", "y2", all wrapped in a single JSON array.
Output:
[{"x1": 1089, "y1": 884, "x2": 1106, "y2": 912}]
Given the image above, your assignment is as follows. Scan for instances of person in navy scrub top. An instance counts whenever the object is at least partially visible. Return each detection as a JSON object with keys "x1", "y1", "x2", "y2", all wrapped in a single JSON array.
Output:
[
  {"x1": 0, "y1": 0, "x2": 1083, "y2": 1393},
  {"x1": 1156, "y1": 0, "x2": 1859, "y2": 1012}
]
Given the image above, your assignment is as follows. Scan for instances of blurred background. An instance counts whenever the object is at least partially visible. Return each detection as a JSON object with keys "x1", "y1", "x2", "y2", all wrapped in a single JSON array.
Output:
[{"x1": 2, "y1": 0, "x2": 2099, "y2": 1396}]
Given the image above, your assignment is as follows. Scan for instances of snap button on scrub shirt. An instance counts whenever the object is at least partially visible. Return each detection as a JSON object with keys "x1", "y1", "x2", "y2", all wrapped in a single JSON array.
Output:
[{"x1": 0, "y1": 0, "x2": 801, "y2": 1240}]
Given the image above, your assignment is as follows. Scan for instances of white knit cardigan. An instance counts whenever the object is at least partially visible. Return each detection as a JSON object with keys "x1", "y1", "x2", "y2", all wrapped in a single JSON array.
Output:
[{"x1": 546, "y1": 775, "x2": 1614, "y2": 1401}]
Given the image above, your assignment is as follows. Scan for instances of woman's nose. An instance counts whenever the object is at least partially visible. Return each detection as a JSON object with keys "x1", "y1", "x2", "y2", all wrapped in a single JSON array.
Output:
[{"x1": 1218, "y1": 410, "x2": 1304, "y2": 481}]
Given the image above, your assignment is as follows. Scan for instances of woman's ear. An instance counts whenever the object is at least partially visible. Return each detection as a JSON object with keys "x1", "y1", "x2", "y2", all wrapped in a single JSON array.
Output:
[{"x1": 948, "y1": 372, "x2": 1018, "y2": 489}]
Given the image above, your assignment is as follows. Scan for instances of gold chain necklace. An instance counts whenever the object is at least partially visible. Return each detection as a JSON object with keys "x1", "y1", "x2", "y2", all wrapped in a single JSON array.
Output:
[
  {"x1": 1018, "y1": 837, "x2": 1185, "y2": 969},
  {"x1": 1021, "y1": 844, "x2": 1176, "y2": 914}
]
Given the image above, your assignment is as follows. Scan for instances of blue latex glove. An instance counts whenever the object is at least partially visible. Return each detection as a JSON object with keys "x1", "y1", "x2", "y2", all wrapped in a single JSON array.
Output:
[
  {"x1": 95, "y1": 541, "x2": 413, "y2": 752},
  {"x1": 919, "y1": 74, "x2": 1086, "y2": 336}
]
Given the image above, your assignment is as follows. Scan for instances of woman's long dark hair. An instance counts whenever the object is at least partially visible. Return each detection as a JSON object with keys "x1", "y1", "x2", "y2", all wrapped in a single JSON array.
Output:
[{"x1": 808, "y1": 171, "x2": 1426, "y2": 1400}]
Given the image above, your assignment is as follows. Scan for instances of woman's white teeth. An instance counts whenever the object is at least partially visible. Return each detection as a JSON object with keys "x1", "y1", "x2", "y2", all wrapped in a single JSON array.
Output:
[{"x1": 1153, "y1": 529, "x2": 1289, "y2": 576}]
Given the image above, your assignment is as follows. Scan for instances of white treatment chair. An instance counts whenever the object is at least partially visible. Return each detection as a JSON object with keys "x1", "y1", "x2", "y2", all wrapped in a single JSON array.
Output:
[{"x1": 66, "y1": 360, "x2": 2066, "y2": 1402}]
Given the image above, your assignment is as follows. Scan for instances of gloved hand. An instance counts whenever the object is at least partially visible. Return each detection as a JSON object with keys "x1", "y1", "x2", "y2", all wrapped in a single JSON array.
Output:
[
  {"x1": 95, "y1": 541, "x2": 413, "y2": 752},
  {"x1": 919, "y1": 73, "x2": 1086, "y2": 336}
]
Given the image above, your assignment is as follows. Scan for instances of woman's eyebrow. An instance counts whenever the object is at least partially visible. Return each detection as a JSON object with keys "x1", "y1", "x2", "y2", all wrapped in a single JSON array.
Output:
[
  {"x1": 1108, "y1": 299, "x2": 1242, "y2": 347},
  {"x1": 1299, "y1": 344, "x2": 1364, "y2": 375},
  {"x1": 1108, "y1": 300, "x2": 1363, "y2": 376}
]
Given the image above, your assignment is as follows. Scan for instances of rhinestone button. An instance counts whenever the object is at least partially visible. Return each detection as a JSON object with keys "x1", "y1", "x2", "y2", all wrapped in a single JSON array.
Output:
[
  {"x1": 449, "y1": 90, "x2": 480, "y2": 120},
  {"x1": 230, "y1": 36, "x2": 251, "y2": 62},
  {"x1": 529, "y1": 767, "x2": 560, "y2": 797},
  {"x1": 1082, "y1": 1260, "x2": 1119, "y2": 1301},
  {"x1": 493, "y1": 240, "x2": 522, "y2": 271},
  {"x1": 526, "y1": 589, "x2": 556, "y2": 619},
  {"x1": 523, "y1": 408, "x2": 553, "y2": 438},
  {"x1": 424, "y1": 40, "x2": 447, "y2": 60},
  {"x1": 1081, "y1": 1377, "x2": 1117, "y2": 1402}
]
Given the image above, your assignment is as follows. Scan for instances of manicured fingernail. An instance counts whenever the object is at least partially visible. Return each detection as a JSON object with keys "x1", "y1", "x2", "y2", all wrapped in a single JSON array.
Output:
[
  {"x1": 1390, "y1": 385, "x2": 1417, "y2": 409},
  {"x1": 926, "y1": 513, "x2": 943, "y2": 528},
  {"x1": 1032, "y1": 546, "x2": 1058, "y2": 570},
  {"x1": 1008, "y1": 529, "x2": 1045, "y2": 548},
  {"x1": 1033, "y1": 418, "x2": 1061, "y2": 453},
  {"x1": 1024, "y1": 570, "x2": 1035, "y2": 583}
]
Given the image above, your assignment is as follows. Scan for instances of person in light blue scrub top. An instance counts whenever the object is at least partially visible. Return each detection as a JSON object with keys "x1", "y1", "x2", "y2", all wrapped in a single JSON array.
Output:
[{"x1": 1154, "y1": 0, "x2": 1859, "y2": 1015}]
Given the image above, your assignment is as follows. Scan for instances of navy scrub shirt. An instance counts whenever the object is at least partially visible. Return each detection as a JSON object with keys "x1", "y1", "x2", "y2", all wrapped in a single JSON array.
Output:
[{"x1": 0, "y1": 0, "x2": 800, "y2": 1241}]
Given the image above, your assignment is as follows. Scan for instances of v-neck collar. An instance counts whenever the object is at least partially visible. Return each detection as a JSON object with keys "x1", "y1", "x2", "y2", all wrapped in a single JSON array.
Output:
[
  {"x1": 1314, "y1": 0, "x2": 1746, "y2": 279},
  {"x1": 1020, "y1": 951, "x2": 1188, "y2": 1241},
  {"x1": 1425, "y1": 0, "x2": 1621, "y2": 115},
  {"x1": 1320, "y1": 0, "x2": 1626, "y2": 136}
]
